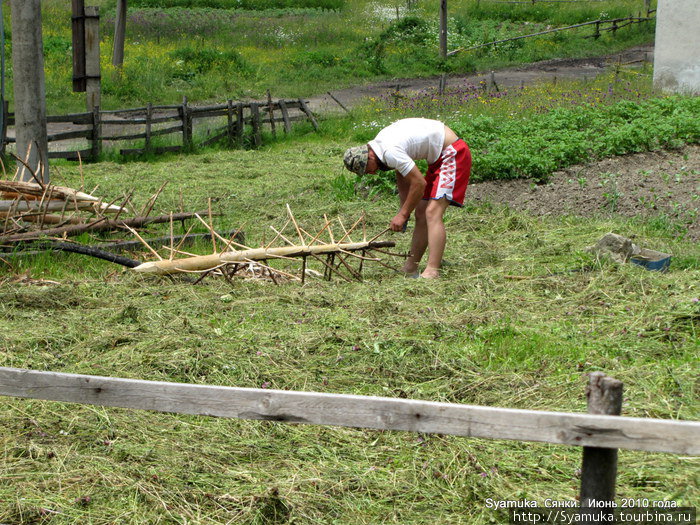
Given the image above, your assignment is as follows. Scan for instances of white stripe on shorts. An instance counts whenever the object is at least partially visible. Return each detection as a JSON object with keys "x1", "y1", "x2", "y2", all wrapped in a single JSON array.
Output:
[{"x1": 434, "y1": 144, "x2": 457, "y2": 201}]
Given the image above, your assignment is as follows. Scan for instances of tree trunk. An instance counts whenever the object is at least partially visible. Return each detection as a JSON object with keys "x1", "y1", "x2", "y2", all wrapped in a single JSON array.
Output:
[{"x1": 10, "y1": 0, "x2": 49, "y2": 183}]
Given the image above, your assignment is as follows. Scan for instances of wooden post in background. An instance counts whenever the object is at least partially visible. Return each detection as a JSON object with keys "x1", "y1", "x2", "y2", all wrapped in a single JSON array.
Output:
[
  {"x1": 10, "y1": 0, "x2": 50, "y2": 182},
  {"x1": 84, "y1": 6, "x2": 101, "y2": 112},
  {"x1": 579, "y1": 372, "x2": 623, "y2": 523},
  {"x1": 112, "y1": 0, "x2": 126, "y2": 67},
  {"x1": 250, "y1": 102, "x2": 261, "y2": 147},
  {"x1": 71, "y1": 0, "x2": 86, "y2": 92},
  {"x1": 235, "y1": 102, "x2": 244, "y2": 147},
  {"x1": 278, "y1": 99, "x2": 292, "y2": 134},
  {"x1": 226, "y1": 99, "x2": 234, "y2": 146},
  {"x1": 91, "y1": 104, "x2": 101, "y2": 159},
  {"x1": 439, "y1": 0, "x2": 448, "y2": 59},
  {"x1": 0, "y1": 100, "x2": 8, "y2": 158},
  {"x1": 181, "y1": 96, "x2": 192, "y2": 148},
  {"x1": 266, "y1": 90, "x2": 276, "y2": 137},
  {"x1": 145, "y1": 102, "x2": 152, "y2": 150}
]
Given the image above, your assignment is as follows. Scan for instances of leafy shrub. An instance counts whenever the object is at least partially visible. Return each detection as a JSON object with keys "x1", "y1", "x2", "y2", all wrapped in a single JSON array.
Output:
[
  {"x1": 460, "y1": 96, "x2": 700, "y2": 182},
  {"x1": 169, "y1": 47, "x2": 252, "y2": 78}
]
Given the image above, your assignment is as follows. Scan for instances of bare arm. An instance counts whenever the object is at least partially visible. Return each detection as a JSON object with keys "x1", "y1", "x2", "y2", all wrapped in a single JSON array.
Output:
[{"x1": 390, "y1": 166, "x2": 426, "y2": 232}]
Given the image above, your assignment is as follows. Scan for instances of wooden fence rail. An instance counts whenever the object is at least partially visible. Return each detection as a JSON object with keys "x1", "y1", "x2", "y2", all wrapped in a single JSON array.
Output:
[
  {"x1": 448, "y1": 15, "x2": 654, "y2": 56},
  {"x1": 1, "y1": 97, "x2": 319, "y2": 161},
  {"x1": 0, "y1": 367, "x2": 697, "y2": 455}
]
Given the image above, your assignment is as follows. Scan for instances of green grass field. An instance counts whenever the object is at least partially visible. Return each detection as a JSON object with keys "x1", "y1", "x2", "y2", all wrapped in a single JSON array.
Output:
[
  {"x1": 28, "y1": 0, "x2": 657, "y2": 112},
  {"x1": 1, "y1": 73, "x2": 699, "y2": 521},
  {"x1": 1, "y1": 0, "x2": 698, "y2": 523}
]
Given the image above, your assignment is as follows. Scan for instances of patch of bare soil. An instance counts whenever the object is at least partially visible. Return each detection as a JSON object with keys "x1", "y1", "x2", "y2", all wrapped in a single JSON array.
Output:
[
  {"x1": 467, "y1": 144, "x2": 700, "y2": 241},
  {"x1": 311, "y1": 45, "x2": 654, "y2": 113}
]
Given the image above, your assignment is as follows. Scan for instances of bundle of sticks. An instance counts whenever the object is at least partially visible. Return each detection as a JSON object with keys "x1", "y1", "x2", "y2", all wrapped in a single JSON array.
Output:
[{"x1": 131, "y1": 205, "x2": 404, "y2": 284}]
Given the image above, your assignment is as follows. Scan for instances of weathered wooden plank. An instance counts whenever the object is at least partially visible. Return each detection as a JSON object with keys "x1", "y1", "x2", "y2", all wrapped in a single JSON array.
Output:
[
  {"x1": 199, "y1": 128, "x2": 230, "y2": 147},
  {"x1": 103, "y1": 125, "x2": 183, "y2": 142},
  {"x1": 101, "y1": 115, "x2": 180, "y2": 125},
  {"x1": 298, "y1": 98, "x2": 319, "y2": 130},
  {"x1": 101, "y1": 105, "x2": 181, "y2": 115},
  {"x1": 190, "y1": 108, "x2": 229, "y2": 119},
  {"x1": 47, "y1": 149, "x2": 93, "y2": 160},
  {"x1": 47, "y1": 129, "x2": 92, "y2": 142},
  {"x1": 278, "y1": 99, "x2": 292, "y2": 133},
  {"x1": 120, "y1": 145, "x2": 182, "y2": 156},
  {"x1": 0, "y1": 367, "x2": 697, "y2": 455},
  {"x1": 47, "y1": 113, "x2": 92, "y2": 124},
  {"x1": 250, "y1": 102, "x2": 262, "y2": 147}
]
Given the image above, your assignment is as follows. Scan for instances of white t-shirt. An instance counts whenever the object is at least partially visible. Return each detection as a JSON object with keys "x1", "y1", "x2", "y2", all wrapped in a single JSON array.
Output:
[{"x1": 368, "y1": 118, "x2": 446, "y2": 176}]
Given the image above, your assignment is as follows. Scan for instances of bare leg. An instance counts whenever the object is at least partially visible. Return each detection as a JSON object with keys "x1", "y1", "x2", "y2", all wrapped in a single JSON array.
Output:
[
  {"x1": 421, "y1": 198, "x2": 450, "y2": 279},
  {"x1": 402, "y1": 199, "x2": 428, "y2": 274}
]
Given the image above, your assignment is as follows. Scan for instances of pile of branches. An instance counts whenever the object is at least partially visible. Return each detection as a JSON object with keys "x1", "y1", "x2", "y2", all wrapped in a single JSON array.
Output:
[{"x1": 0, "y1": 158, "x2": 220, "y2": 268}]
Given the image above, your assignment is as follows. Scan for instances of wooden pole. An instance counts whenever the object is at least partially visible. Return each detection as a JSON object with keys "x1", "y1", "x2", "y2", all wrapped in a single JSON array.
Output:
[
  {"x1": 278, "y1": 99, "x2": 292, "y2": 134},
  {"x1": 250, "y1": 102, "x2": 261, "y2": 147},
  {"x1": 579, "y1": 372, "x2": 622, "y2": 523},
  {"x1": 112, "y1": 0, "x2": 126, "y2": 68},
  {"x1": 84, "y1": 6, "x2": 101, "y2": 112},
  {"x1": 181, "y1": 96, "x2": 192, "y2": 148},
  {"x1": 226, "y1": 99, "x2": 234, "y2": 145},
  {"x1": 10, "y1": 0, "x2": 50, "y2": 183},
  {"x1": 266, "y1": 90, "x2": 276, "y2": 137},
  {"x1": 326, "y1": 92, "x2": 350, "y2": 114},
  {"x1": 439, "y1": 0, "x2": 448, "y2": 59},
  {"x1": 71, "y1": 0, "x2": 86, "y2": 92},
  {"x1": 0, "y1": 100, "x2": 8, "y2": 158},
  {"x1": 145, "y1": 102, "x2": 152, "y2": 150},
  {"x1": 298, "y1": 99, "x2": 318, "y2": 131},
  {"x1": 438, "y1": 73, "x2": 447, "y2": 95},
  {"x1": 235, "y1": 102, "x2": 244, "y2": 146},
  {"x1": 91, "y1": 105, "x2": 101, "y2": 159}
]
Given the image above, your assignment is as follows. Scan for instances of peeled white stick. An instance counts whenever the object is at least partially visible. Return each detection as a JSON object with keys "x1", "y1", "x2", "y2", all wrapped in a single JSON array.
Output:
[{"x1": 133, "y1": 241, "x2": 383, "y2": 275}]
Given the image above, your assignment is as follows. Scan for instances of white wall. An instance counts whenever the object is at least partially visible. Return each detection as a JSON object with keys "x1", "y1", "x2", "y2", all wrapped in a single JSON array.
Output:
[{"x1": 653, "y1": 0, "x2": 700, "y2": 94}]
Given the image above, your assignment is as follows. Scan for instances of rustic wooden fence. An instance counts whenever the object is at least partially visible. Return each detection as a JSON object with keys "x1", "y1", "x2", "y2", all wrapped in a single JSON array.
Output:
[
  {"x1": 448, "y1": 14, "x2": 655, "y2": 56},
  {"x1": 1, "y1": 96, "x2": 319, "y2": 161},
  {"x1": 0, "y1": 366, "x2": 698, "y2": 512}
]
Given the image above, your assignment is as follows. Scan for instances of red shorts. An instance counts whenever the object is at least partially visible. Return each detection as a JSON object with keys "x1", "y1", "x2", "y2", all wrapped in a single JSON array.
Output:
[{"x1": 423, "y1": 139, "x2": 471, "y2": 207}]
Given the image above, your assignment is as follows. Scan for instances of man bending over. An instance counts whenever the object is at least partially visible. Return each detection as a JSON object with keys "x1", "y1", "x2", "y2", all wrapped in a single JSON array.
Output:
[{"x1": 343, "y1": 118, "x2": 471, "y2": 279}]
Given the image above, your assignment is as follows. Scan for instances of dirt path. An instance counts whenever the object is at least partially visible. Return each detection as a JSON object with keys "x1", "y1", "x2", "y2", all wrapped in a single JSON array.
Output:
[{"x1": 308, "y1": 45, "x2": 654, "y2": 113}]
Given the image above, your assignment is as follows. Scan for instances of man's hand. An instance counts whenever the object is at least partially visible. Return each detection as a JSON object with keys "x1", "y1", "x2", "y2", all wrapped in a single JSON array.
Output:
[{"x1": 390, "y1": 212, "x2": 409, "y2": 232}]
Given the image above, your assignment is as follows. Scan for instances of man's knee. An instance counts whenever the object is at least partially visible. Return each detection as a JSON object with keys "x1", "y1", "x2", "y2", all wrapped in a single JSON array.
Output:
[{"x1": 425, "y1": 199, "x2": 448, "y2": 222}]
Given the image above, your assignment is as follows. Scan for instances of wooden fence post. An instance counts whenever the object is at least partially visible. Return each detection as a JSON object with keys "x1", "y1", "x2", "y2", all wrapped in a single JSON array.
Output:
[
  {"x1": 250, "y1": 102, "x2": 261, "y2": 147},
  {"x1": 0, "y1": 100, "x2": 7, "y2": 158},
  {"x1": 298, "y1": 98, "x2": 319, "y2": 131},
  {"x1": 579, "y1": 372, "x2": 622, "y2": 523},
  {"x1": 226, "y1": 99, "x2": 234, "y2": 146},
  {"x1": 181, "y1": 96, "x2": 192, "y2": 149},
  {"x1": 91, "y1": 105, "x2": 101, "y2": 159},
  {"x1": 266, "y1": 90, "x2": 276, "y2": 137},
  {"x1": 145, "y1": 102, "x2": 152, "y2": 150},
  {"x1": 439, "y1": 0, "x2": 447, "y2": 59},
  {"x1": 278, "y1": 100, "x2": 292, "y2": 134},
  {"x1": 84, "y1": 6, "x2": 101, "y2": 112},
  {"x1": 236, "y1": 102, "x2": 244, "y2": 147}
]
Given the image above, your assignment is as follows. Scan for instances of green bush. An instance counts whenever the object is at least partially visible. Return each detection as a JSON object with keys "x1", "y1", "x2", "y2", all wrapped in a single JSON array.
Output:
[{"x1": 459, "y1": 97, "x2": 700, "y2": 182}]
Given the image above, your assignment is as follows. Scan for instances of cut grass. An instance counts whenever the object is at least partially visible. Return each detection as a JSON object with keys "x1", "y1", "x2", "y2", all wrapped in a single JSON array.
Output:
[{"x1": 0, "y1": 127, "x2": 698, "y2": 522}]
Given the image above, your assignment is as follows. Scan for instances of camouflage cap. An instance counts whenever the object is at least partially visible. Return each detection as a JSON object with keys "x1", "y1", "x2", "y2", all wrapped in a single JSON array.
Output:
[{"x1": 343, "y1": 145, "x2": 369, "y2": 175}]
